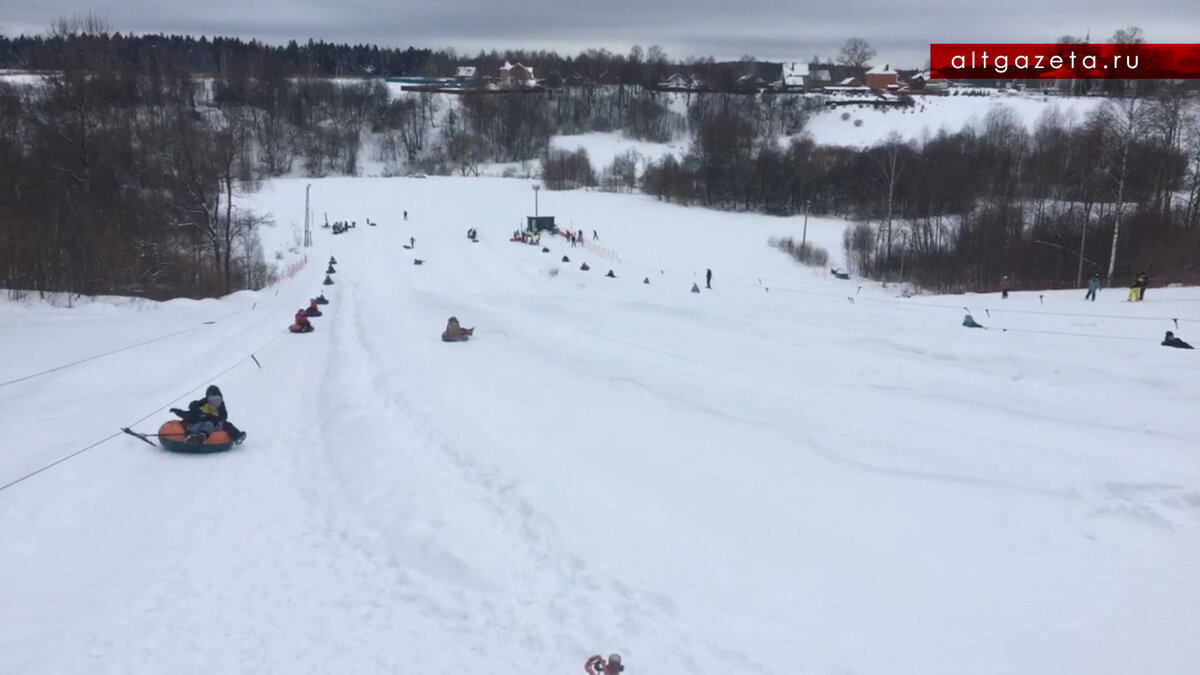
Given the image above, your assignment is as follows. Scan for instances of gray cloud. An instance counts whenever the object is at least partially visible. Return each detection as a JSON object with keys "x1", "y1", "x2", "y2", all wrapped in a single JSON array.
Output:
[{"x1": 4, "y1": 0, "x2": 1197, "y2": 68}]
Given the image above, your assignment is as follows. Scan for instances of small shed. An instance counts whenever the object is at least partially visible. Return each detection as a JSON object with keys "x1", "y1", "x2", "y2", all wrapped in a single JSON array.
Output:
[{"x1": 527, "y1": 216, "x2": 557, "y2": 232}]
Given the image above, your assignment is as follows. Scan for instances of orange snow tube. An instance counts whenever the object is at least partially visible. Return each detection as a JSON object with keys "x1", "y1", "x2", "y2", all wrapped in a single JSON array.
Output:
[{"x1": 157, "y1": 420, "x2": 234, "y2": 453}]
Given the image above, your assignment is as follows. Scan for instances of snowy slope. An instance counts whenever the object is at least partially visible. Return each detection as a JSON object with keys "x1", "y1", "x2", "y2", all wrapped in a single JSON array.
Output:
[
  {"x1": 802, "y1": 93, "x2": 1104, "y2": 148},
  {"x1": 550, "y1": 132, "x2": 685, "y2": 176},
  {"x1": 2, "y1": 177, "x2": 1198, "y2": 675}
]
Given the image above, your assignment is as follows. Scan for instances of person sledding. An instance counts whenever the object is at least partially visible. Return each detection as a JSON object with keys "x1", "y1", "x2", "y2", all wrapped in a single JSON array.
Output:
[
  {"x1": 585, "y1": 653, "x2": 624, "y2": 674},
  {"x1": 323, "y1": 274, "x2": 334, "y2": 285},
  {"x1": 326, "y1": 264, "x2": 337, "y2": 274},
  {"x1": 305, "y1": 299, "x2": 323, "y2": 317},
  {"x1": 962, "y1": 313, "x2": 985, "y2": 328},
  {"x1": 314, "y1": 293, "x2": 329, "y2": 305},
  {"x1": 441, "y1": 316, "x2": 474, "y2": 342},
  {"x1": 1162, "y1": 331, "x2": 1193, "y2": 349},
  {"x1": 329, "y1": 256, "x2": 338, "y2": 265},
  {"x1": 290, "y1": 309, "x2": 314, "y2": 333},
  {"x1": 170, "y1": 385, "x2": 246, "y2": 445}
]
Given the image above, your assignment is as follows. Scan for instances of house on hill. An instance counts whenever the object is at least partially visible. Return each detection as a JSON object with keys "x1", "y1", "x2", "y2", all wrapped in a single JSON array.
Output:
[
  {"x1": 781, "y1": 62, "x2": 808, "y2": 91},
  {"x1": 454, "y1": 66, "x2": 480, "y2": 87},
  {"x1": 499, "y1": 61, "x2": 536, "y2": 88},
  {"x1": 736, "y1": 73, "x2": 769, "y2": 91},
  {"x1": 659, "y1": 72, "x2": 691, "y2": 89},
  {"x1": 865, "y1": 63, "x2": 898, "y2": 90},
  {"x1": 782, "y1": 61, "x2": 832, "y2": 92}
]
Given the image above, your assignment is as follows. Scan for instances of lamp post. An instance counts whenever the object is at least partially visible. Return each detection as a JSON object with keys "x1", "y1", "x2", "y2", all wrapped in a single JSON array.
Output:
[
  {"x1": 303, "y1": 183, "x2": 312, "y2": 247},
  {"x1": 801, "y1": 200, "x2": 810, "y2": 251},
  {"x1": 532, "y1": 184, "x2": 540, "y2": 217}
]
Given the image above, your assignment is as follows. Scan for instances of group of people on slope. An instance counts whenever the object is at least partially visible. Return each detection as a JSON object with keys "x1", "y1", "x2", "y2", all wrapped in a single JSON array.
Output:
[{"x1": 1000, "y1": 272, "x2": 1152, "y2": 303}]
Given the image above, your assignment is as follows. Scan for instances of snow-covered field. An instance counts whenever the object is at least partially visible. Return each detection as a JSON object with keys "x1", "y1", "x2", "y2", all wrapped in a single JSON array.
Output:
[
  {"x1": 802, "y1": 93, "x2": 1105, "y2": 148},
  {"x1": 550, "y1": 132, "x2": 685, "y2": 175},
  {"x1": 2, "y1": 177, "x2": 1198, "y2": 674}
]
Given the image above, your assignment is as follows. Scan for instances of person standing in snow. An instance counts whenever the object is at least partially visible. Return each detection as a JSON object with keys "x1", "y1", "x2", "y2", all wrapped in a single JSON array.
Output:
[
  {"x1": 1085, "y1": 273, "x2": 1102, "y2": 301},
  {"x1": 1000, "y1": 275, "x2": 1012, "y2": 299},
  {"x1": 592, "y1": 229, "x2": 599, "y2": 240},
  {"x1": 403, "y1": 210, "x2": 408, "y2": 221},
  {"x1": 1136, "y1": 272, "x2": 1148, "y2": 301},
  {"x1": 171, "y1": 385, "x2": 246, "y2": 445},
  {"x1": 706, "y1": 268, "x2": 712, "y2": 289}
]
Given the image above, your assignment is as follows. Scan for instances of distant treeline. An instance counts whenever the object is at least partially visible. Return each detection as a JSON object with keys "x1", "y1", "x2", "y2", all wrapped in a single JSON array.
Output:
[
  {"x1": 3, "y1": 26, "x2": 1199, "y2": 298},
  {"x1": 0, "y1": 26, "x2": 852, "y2": 90}
]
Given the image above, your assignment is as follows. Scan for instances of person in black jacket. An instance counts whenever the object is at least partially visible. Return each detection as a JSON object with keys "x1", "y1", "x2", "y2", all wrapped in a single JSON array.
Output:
[
  {"x1": 171, "y1": 385, "x2": 247, "y2": 445},
  {"x1": 1162, "y1": 331, "x2": 1193, "y2": 349}
]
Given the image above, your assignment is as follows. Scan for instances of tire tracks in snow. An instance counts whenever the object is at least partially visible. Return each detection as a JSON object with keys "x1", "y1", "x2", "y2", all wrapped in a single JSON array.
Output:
[{"x1": 311, "y1": 270, "x2": 758, "y2": 673}]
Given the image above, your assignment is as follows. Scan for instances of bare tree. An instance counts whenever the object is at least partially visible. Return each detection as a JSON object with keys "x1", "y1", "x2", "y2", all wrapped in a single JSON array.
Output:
[
  {"x1": 1098, "y1": 97, "x2": 1150, "y2": 281},
  {"x1": 837, "y1": 38, "x2": 876, "y2": 71}
]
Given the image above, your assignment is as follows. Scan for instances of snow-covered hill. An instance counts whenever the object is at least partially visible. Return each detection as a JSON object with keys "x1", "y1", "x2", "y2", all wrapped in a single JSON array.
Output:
[
  {"x1": 800, "y1": 93, "x2": 1105, "y2": 148},
  {"x1": 1, "y1": 177, "x2": 1197, "y2": 674}
]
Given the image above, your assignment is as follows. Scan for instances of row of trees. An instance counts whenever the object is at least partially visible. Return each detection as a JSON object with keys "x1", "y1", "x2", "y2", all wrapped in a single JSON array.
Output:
[
  {"x1": 5, "y1": 23, "x2": 1199, "y2": 298},
  {"x1": 2, "y1": 24, "x2": 900, "y2": 92}
]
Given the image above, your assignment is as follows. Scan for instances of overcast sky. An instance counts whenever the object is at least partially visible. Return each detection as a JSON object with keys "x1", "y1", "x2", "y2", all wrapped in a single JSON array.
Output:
[{"x1": 3, "y1": 1, "x2": 1197, "y2": 68}]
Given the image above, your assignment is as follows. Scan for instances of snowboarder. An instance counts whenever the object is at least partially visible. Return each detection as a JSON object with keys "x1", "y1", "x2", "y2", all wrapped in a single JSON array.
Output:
[
  {"x1": 170, "y1": 385, "x2": 246, "y2": 445},
  {"x1": 304, "y1": 300, "x2": 323, "y2": 317},
  {"x1": 962, "y1": 313, "x2": 985, "y2": 328},
  {"x1": 442, "y1": 316, "x2": 474, "y2": 342},
  {"x1": 585, "y1": 653, "x2": 624, "y2": 674},
  {"x1": 706, "y1": 268, "x2": 712, "y2": 289},
  {"x1": 1162, "y1": 331, "x2": 1193, "y2": 349},
  {"x1": 1136, "y1": 272, "x2": 1148, "y2": 301},
  {"x1": 1000, "y1": 275, "x2": 1011, "y2": 299},
  {"x1": 1085, "y1": 273, "x2": 1102, "y2": 301}
]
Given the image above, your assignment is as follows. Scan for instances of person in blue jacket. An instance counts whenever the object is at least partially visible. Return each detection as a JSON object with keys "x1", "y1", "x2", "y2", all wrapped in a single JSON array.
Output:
[
  {"x1": 1085, "y1": 273, "x2": 1103, "y2": 301},
  {"x1": 171, "y1": 385, "x2": 247, "y2": 445}
]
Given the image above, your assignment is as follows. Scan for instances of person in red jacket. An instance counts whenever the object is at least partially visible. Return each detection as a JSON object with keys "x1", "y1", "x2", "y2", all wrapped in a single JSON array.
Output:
[{"x1": 291, "y1": 309, "x2": 314, "y2": 333}]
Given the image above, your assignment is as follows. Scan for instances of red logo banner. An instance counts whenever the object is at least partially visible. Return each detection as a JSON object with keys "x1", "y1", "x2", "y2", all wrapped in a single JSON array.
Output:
[{"x1": 930, "y1": 43, "x2": 1200, "y2": 79}]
